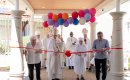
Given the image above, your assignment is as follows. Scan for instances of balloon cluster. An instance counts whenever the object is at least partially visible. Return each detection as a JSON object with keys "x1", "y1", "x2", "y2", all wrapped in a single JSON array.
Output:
[{"x1": 43, "y1": 8, "x2": 96, "y2": 28}]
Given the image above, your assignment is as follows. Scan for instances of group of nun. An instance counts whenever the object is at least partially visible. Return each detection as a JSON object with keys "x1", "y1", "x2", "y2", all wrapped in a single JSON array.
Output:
[{"x1": 24, "y1": 28, "x2": 94, "y2": 80}]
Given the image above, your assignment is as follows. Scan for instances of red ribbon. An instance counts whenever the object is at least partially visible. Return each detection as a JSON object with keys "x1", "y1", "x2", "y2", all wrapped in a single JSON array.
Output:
[{"x1": 10, "y1": 46, "x2": 123, "y2": 57}]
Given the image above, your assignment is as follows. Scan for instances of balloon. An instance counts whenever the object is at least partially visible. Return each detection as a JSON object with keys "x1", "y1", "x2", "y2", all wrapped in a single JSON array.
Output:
[
  {"x1": 67, "y1": 17, "x2": 74, "y2": 24},
  {"x1": 79, "y1": 17, "x2": 86, "y2": 25},
  {"x1": 58, "y1": 13, "x2": 62, "y2": 18},
  {"x1": 43, "y1": 21, "x2": 48, "y2": 28},
  {"x1": 48, "y1": 12, "x2": 53, "y2": 19},
  {"x1": 52, "y1": 14, "x2": 58, "y2": 21},
  {"x1": 79, "y1": 10, "x2": 85, "y2": 18},
  {"x1": 47, "y1": 19, "x2": 54, "y2": 25},
  {"x1": 58, "y1": 18, "x2": 64, "y2": 25},
  {"x1": 85, "y1": 13, "x2": 91, "y2": 21},
  {"x1": 64, "y1": 21, "x2": 69, "y2": 27},
  {"x1": 90, "y1": 16, "x2": 96, "y2": 23},
  {"x1": 65, "y1": 50, "x2": 71, "y2": 57},
  {"x1": 62, "y1": 13, "x2": 69, "y2": 20},
  {"x1": 89, "y1": 8, "x2": 96, "y2": 15},
  {"x1": 84, "y1": 9, "x2": 89, "y2": 14},
  {"x1": 72, "y1": 11, "x2": 78, "y2": 19},
  {"x1": 53, "y1": 22, "x2": 59, "y2": 27},
  {"x1": 86, "y1": 20, "x2": 89, "y2": 22},
  {"x1": 73, "y1": 19, "x2": 79, "y2": 25}
]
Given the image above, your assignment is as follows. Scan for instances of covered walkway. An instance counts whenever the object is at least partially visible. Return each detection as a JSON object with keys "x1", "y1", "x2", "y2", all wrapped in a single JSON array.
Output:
[{"x1": 1, "y1": 0, "x2": 130, "y2": 80}]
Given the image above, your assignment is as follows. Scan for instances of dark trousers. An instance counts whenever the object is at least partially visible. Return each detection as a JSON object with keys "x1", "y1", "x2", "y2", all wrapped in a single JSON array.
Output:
[
  {"x1": 28, "y1": 62, "x2": 41, "y2": 80},
  {"x1": 95, "y1": 59, "x2": 107, "y2": 80}
]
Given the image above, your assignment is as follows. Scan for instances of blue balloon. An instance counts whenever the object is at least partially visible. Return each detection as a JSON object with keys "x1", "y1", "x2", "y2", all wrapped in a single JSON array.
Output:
[
  {"x1": 73, "y1": 19, "x2": 79, "y2": 25},
  {"x1": 85, "y1": 13, "x2": 91, "y2": 21},
  {"x1": 58, "y1": 18, "x2": 64, "y2": 25}
]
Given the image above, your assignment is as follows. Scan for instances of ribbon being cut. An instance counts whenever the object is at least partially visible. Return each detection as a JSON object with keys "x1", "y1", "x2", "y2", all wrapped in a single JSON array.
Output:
[{"x1": 10, "y1": 46, "x2": 122, "y2": 57}]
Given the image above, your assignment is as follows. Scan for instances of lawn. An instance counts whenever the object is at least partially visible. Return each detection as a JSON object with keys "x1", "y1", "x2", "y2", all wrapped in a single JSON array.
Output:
[{"x1": 23, "y1": 36, "x2": 29, "y2": 46}]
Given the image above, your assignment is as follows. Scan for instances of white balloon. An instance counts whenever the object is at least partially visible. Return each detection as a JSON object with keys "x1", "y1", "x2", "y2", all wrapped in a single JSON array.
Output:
[{"x1": 79, "y1": 17, "x2": 86, "y2": 25}]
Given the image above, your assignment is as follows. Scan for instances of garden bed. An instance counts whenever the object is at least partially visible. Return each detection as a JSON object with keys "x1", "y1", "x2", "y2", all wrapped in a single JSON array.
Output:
[{"x1": 0, "y1": 66, "x2": 9, "y2": 71}]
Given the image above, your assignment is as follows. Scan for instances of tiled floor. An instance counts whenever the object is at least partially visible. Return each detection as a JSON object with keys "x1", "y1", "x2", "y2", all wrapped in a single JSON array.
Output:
[
  {"x1": 1, "y1": 68, "x2": 130, "y2": 80},
  {"x1": 24, "y1": 68, "x2": 96, "y2": 80},
  {"x1": 40, "y1": 68, "x2": 96, "y2": 80}
]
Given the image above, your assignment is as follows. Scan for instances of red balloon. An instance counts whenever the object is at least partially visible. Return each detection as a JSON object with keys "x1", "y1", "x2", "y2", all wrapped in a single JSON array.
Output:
[
  {"x1": 58, "y1": 13, "x2": 62, "y2": 18},
  {"x1": 90, "y1": 16, "x2": 96, "y2": 23},
  {"x1": 89, "y1": 8, "x2": 96, "y2": 16},
  {"x1": 72, "y1": 11, "x2": 79, "y2": 19},
  {"x1": 48, "y1": 12, "x2": 53, "y2": 19},
  {"x1": 43, "y1": 21, "x2": 48, "y2": 28},
  {"x1": 79, "y1": 10, "x2": 85, "y2": 18},
  {"x1": 65, "y1": 50, "x2": 71, "y2": 57}
]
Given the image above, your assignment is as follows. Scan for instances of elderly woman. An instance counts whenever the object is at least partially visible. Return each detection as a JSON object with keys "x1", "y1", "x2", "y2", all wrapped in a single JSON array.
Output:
[
  {"x1": 74, "y1": 38, "x2": 87, "y2": 80},
  {"x1": 25, "y1": 36, "x2": 42, "y2": 80}
]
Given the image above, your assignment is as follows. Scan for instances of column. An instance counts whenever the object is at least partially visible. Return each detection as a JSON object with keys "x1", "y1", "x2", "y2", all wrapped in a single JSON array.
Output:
[
  {"x1": 9, "y1": 10, "x2": 25, "y2": 80},
  {"x1": 110, "y1": 12, "x2": 126, "y2": 80},
  {"x1": 29, "y1": 14, "x2": 35, "y2": 36},
  {"x1": 90, "y1": 22, "x2": 96, "y2": 47}
]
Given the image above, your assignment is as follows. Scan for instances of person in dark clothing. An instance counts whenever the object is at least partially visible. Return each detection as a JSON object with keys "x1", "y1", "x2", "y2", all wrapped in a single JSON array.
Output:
[{"x1": 92, "y1": 32, "x2": 110, "y2": 80}]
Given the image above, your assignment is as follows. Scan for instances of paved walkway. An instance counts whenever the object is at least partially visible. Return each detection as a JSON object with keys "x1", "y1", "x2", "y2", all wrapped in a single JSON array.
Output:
[{"x1": 1, "y1": 69, "x2": 130, "y2": 80}]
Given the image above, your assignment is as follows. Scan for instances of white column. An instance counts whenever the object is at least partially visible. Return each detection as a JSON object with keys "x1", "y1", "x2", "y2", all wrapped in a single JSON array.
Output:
[
  {"x1": 15, "y1": 0, "x2": 19, "y2": 10},
  {"x1": 90, "y1": 22, "x2": 96, "y2": 47},
  {"x1": 29, "y1": 15, "x2": 35, "y2": 36},
  {"x1": 116, "y1": 0, "x2": 120, "y2": 12},
  {"x1": 110, "y1": 12, "x2": 126, "y2": 80},
  {"x1": 9, "y1": 10, "x2": 25, "y2": 80}
]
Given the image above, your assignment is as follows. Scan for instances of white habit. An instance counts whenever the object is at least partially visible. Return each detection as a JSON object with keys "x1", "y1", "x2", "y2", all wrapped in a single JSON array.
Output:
[
  {"x1": 66, "y1": 37, "x2": 77, "y2": 67},
  {"x1": 36, "y1": 37, "x2": 44, "y2": 68},
  {"x1": 42, "y1": 37, "x2": 50, "y2": 68},
  {"x1": 84, "y1": 38, "x2": 91, "y2": 69},
  {"x1": 74, "y1": 44, "x2": 87, "y2": 75},
  {"x1": 47, "y1": 38, "x2": 62, "y2": 80}
]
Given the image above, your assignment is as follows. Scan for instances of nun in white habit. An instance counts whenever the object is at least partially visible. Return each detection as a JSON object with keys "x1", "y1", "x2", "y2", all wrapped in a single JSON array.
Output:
[{"x1": 74, "y1": 38, "x2": 87, "y2": 80}]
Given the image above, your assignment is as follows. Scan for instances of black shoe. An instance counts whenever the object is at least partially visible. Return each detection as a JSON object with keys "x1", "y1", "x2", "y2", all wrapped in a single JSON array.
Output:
[
  {"x1": 44, "y1": 67, "x2": 46, "y2": 69},
  {"x1": 52, "y1": 79, "x2": 55, "y2": 80},
  {"x1": 88, "y1": 67, "x2": 92, "y2": 71},
  {"x1": 55, "y1": 78, "x2": 60, "y2": 80},
  {"x1": 76, "y1": 77, "x2": 80, "y2": 80},
  {"x1": 69, "y1": 66, "x2": 71, "y2": 69},
  {"x1": 81, "y1": 76, "x2": 85, "y2": 80}
]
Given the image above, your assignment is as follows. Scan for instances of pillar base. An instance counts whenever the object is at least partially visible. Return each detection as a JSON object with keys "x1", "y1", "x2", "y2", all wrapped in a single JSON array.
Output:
[
  {"x1": 9, "y1": 72, "x2": 24, "y2": 80},
  {"x1": 111, "y1": 72, "x2": 124, "y2": 80}
]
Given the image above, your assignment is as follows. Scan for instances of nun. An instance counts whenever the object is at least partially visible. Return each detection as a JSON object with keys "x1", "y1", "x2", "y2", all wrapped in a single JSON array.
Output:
[{"x1": 74, "y1": 38, "x2": 87, "y2": 80}]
